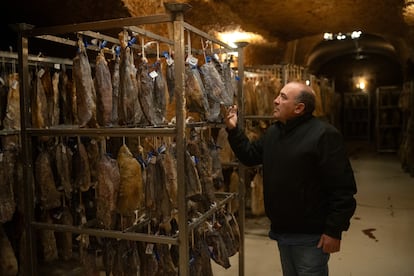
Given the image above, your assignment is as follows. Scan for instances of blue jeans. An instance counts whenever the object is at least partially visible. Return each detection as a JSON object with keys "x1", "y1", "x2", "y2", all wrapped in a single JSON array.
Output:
[{"x1": 270, "y1": 232, "x2": 330, "y2": 276}]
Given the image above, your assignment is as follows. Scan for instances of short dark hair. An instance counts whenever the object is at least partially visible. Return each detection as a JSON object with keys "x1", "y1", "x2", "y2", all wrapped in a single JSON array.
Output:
[{"x1": 295, "y1": 89, "x2": 315, "y2": 114}]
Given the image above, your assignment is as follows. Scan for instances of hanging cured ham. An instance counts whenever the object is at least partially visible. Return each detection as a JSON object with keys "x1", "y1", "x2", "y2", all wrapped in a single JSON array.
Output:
[
  {"x1": 118, "y1": 31, "x2": 143, "y2": 126},
  {"x1": 73, "y1": 139, "x2": 91, "y2": 192},
  {"x1": 95, "y1": 51, "x2": 113, "y2": 127},
  {"x1": 32, "y1": 69, "x2": 48, "y2": 130},
  {"x1": 96, "y1": 153, "x2": 120, "y2": 229},
  {"x1": 72, "y1": 38, "x2": 97, "y2": 128},
  {"x1": 35, "y1": 150, "x2": 61, "y2": 210},
  {"x1": 3, "y1": 73, "x2": 20, "y2": 130},
  {"x1": 117, "y1": 144, "x2": 143, "y2": 216},
  {"x1": 153, "y1": 61, "x2": 168, "y2": 124},
  {"x1": 50, "y1": 71, "x2": 60, "y2": 126},
  {"x1": 0, "y1": 147, "x2": 16, "y2": 223},
  {"x1": 184, "y1": 66, "x2": 210, "y2": 119},
  {"x1": 55, "y1": 140, "x2": 73, "y2": 200},
  {"x1": 137, "y1": 60, "x2": 158, "y2": 125},
  {"x1": 111, "y1": 53, "x2": 120, "y2": 124}
]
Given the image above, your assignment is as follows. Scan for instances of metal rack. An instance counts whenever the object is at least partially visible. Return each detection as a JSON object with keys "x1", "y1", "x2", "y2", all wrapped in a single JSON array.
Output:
[{"x1": 14, "y1": 3, "x2": 248, "y2": 275}]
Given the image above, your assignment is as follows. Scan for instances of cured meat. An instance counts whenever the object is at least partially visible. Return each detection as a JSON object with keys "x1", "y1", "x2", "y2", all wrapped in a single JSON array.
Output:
[
  {"x1": 0, "y1": 148, "x2": 16, "y2": 223},
  {"x1": 184, "y1": 150, "x2": 202, "y2": 199},
  {"x1": 187, "y1": 132, "x2": 216, "y2": 205},
  {"x1": 0, "y1": 225, "x2": 18, "y2": 276},
  {"x1": 155, "y1": 243, "x2": 177, "y2": 275},
  {"x1": 137, "y1": 61, "x2": 157, "y2": 125},
  {"x1": 189, "y1": 228, "x2": 213, "y2": 276},
  {"x1": 117, "y1": 144, "x2": 143, "y2": 216},
  {"x1": 3, "y1": 73, "x2": 20, "y2": 130},
  {"x1": 137, "y1": 241, "x2": 158, "y2": 276},
  {"x1": 216, "y1": 127, "x2": 235, "y2": 163},
  {"x1": 95, "y1": 51, "x2": 113, "y2": 127},
  {"x1": 39, "y1": 211, "x2": 58, "y2": 262},
  {"x1": 96, "y1": 153, "x2": 120, "y2": 229},
  {"x1": 118, "y1": 31, "x2": 143, "y2": 126},
  {"x1": 153, "y1": 61, "x2": 167, "y2": 124},
  {"x1": 73, "y1": 38, "x2": 97, "y2": 128},
  {"x1": 205, "y1": 226, "x2": 231, "y2": 269},
  {"x1": 209, "y1": 139, "x2": 224, "y2": 190},
  {"x1": 201, "y1": 61, "x2": 232, "y2": 106},
  {"x1": 243, "y1": 78, "x2": 258, "y2": 115},
  {"x1": 216, "y1": 211, "x2": 238, "y2": 257},
  {"x1": 184, "y1": 66, "x2": 210, "y2": 119},
  {"x1": 54, "y1": 206, "x2": 73, "y2": 260},
  {"x1": 162, "y1": 144, "x2": 177, "y2": 209},
  {"x1": 73, "y1": 139, "x2": 91, "y2": 192},
  {"x1": 50, "y1": 71, "x2": 60, "y2": 126},
  {"x1": 229, "y1": 169, "x2": 239, "y2": 213},
  {"x1": 59, "y1": 68, "x2": 74, "y2": 124},
  {"x1": 111, "y1": 54, "x2": 120, "y2": 124},
  {"x1": 251, "y1": 170, "x2": 265, "y2": 216},
  {"x1": 86, "y1": 138, "x2": 100, "y2": 188},
  {"x1": 0, "y1": 75, "x2": 8, "y2": 128},
  {"x1": 35, "y1": 150, "x2": 61, "y2": 210},
  {"x1": 32, "y1": 69, "x2": 48, "y2": 129},
  {"x1": 55, "y1": 141, "x2": 72, "y2": 200}
]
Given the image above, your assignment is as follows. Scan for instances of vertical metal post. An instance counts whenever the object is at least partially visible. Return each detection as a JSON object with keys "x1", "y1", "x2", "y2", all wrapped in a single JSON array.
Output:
[
  {"x1": 165, "y1": 3, "x2": 191, "y2": 276},
  {"x1": 235, "y1": 41, "x2": 248, "y2": 276},
  {"x1": 16, "y1": 23, "x2": 36, "y2": 276}
]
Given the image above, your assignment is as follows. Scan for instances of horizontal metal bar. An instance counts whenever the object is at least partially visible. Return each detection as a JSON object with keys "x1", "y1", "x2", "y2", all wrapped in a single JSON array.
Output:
[
  {"x1": 26, "y1": 126, "x2": 177, "y2": 137},
  {"x1": 25, "y1": 14, "x2": 173, "y2": 37},
  {"x1": 0, "y1": 50, "x2": 73, "y2": 66},
  {"x1": 127, "y1": 26, "x2": 174, "y2": 46},
  {"x1": 183, "y1": 22, "x2": 234, "y2": 50},
  {"x1": 188, "y1": 192, "x2": 236, "y2": 231},
  {"x1": 31, "y1": 222, "x2": 179, "y2": 245}
]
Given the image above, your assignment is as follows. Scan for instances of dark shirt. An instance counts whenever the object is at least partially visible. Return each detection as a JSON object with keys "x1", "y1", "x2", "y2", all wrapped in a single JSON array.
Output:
[{"x1": 227, "y1": 114, "x2": 357, "y2": 239}]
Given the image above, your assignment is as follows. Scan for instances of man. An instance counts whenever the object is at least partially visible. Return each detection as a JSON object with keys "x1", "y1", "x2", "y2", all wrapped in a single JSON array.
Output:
[{"x1": 225, "y1": 81, "x2": 357, "y2": 276}]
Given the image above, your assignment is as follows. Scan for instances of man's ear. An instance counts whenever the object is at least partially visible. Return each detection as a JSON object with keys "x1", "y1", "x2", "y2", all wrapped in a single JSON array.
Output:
[{"x1": 294, "y1": 102, "x2": 305, "y2": 114}]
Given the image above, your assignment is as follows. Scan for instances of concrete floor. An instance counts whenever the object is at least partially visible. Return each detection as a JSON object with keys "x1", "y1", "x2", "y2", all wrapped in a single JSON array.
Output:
[{"x1": 212, "y1": 144, "x2": 414, "y2": 276}]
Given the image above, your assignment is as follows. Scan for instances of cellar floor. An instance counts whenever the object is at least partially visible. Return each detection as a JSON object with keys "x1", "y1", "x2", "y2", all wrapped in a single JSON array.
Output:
[{"x1": 212, "y1": 141, "x2": 414, "y2": 276}]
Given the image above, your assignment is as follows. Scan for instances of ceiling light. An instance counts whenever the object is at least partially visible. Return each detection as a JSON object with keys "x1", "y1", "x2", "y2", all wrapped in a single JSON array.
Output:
[{"x1": 216, "y1": 28, "x2": 266, "y2": 48}]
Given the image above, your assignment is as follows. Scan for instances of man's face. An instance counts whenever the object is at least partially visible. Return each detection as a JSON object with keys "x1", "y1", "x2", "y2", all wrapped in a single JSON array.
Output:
[{"x1": 273, "y1": 83, "x2": 302, "y2": 123}]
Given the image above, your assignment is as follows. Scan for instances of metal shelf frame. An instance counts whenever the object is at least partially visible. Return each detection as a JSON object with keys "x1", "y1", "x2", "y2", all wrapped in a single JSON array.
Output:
[{"x1": 15, "y1": 3, "x2": 248, "y2": 276}]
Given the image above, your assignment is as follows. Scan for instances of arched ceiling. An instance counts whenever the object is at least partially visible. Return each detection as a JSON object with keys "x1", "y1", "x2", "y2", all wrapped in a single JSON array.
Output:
[{"x1": 1, "y1": 0, "x2": 413, "y2": 76}]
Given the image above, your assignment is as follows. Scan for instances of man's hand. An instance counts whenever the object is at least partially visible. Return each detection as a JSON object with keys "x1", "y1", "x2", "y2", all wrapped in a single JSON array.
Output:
[
  {"x1": 317, "y1": 234, "x2": 341, "y2": 253},
  {"x1": 225, "y1": 105, "x2": 238, "y2": 130}
]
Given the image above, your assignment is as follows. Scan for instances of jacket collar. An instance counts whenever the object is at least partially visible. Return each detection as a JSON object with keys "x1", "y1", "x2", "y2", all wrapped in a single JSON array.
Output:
[{"x1": 276, "y1": 113, "x2": 313, "y2": 133}]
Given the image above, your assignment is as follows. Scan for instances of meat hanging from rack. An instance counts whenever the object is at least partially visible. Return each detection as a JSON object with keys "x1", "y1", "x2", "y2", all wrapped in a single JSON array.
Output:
[
  {"x1": 55, "y1": 140, "x2": 73, "y2": 200},
  {"x1": 73, "y1": 138, "x2": 92, "y2": 192},
  {"x1": 32, "y1": 69, "x2": 48, "y2": 130},
  {"x1": 86, "y1": 138, "x2": 100, "y2": 188},
  {"x1": 39, "y1": 210, "x2": 58, "y2": 262},
  {"x1": 0, "y1": 224, "x2": 18, "y2": 276},
  {"x1": 58, "y1": 67, "x2": 76, "y2": 125},
  {"x1": 208, "y1": 138, "x2": 225, "y2": 191},
  {"x1": 161, "y1": 142, "x2": 177, "y2": 209},
  {"x1": 0, "y1": 146, "x2": 17, "y2": 223},
  {"x1": 118, "y1": 31, "x2": 143, "y2": 126},
  {"x1": 96, "y1": 152, "x2": 120, "y2": 230},
  {"x1": 116, "y1": 144, "x2": 144, "y2": 218},
  {"x1": 111, "y1": 53, "x2": 120, "y2": 124},
  {"x1": 94, "y1": 51, "x2": 113, "y2": 127},
  {"x1": 35, "y1": 149, "x2": 61, "y2": 210},
  {"x1": 51, "y1": 71, "x2": 60, "y2": 126},
  {"x1": 184, "y1": 65, "x2": 210, "y2": 120},
  {"x1": 72, "y1": 38, "x2": 97, "y2": 128},
  {"x1": 137, "y1": 59, "x2": 158, "y2": 126},
  {"x1": 3, "y1": 73, "x2": 20, "y2": 130},
  {"x1": 153, "y1": 60, "x2": 168, "y2": 124},
  {"x1": 189, "y1": 226, "x2": 214, "y2": 276},
  {"x1": 54, "y1": 205, "x2": 73, "y2": 261}
]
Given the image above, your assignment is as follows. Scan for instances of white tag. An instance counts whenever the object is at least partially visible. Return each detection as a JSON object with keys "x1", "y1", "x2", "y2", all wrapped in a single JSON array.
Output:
[
  {"x1": 38, "y1": 68, "x2": 45, "y2": 78},
  {"x1": 166, "y1": 57, "x2": 174, "y2": 66},
  {"x1": 149, "y1": 70, "x2": 158, "y2": 79},
  {"x1": 186, "y1": 55, "x2": 198, "y2": 66},
  {"x1": 54, "y1": 63, "x2": 61, "y2": 70},
  {"x1": 11, "y1": 80, "x2": 18, "y2": 90},
  {"x1": 145, "y1": 243, "x2": 154, "y2": 254}
]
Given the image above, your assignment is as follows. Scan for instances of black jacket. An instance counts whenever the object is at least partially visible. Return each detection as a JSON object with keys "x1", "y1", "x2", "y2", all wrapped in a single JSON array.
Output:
[{"x1": 227, "y1": 114, "x2": 357, "y2": 239}]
